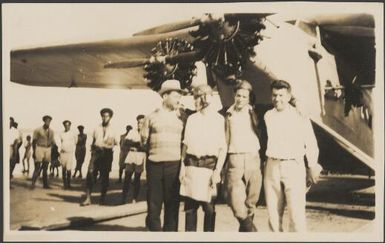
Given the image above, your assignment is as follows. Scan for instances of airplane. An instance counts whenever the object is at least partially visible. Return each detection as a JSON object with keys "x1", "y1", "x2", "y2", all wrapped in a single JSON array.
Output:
[{"x1": 10, "y1": 12, "x2": 376, "y2": 176}]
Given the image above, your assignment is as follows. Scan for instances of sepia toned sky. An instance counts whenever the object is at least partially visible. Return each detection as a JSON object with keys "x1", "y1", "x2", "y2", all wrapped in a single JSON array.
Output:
[{"x1": 3, "y1": 4, "x2": 223, "y2": 134}]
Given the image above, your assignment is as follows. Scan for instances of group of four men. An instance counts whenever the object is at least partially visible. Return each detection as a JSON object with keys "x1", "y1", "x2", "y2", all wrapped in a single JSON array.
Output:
[
  {"x1": 22, "y1": 77, "x2": 321, "y2": 232},
  {"x1": 138, "y1": 78, "x2": 320, "y2": 232}
]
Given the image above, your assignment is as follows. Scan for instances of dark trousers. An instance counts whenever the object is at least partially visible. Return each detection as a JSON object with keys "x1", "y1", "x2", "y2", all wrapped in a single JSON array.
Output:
[
  {"x1": 146, "y1": 160, "x2": 180, "y2": 231},
  {"x1": 85, "y1": 148, "x2": 113, "y2": 198},
  {"x1": 10, "y1": 160, "x2": 17, "y2": 177},
  {"x1": 185, "y1": 197, "x2": 216, "y2": 232},
  {"x1": 10, "y1": 152, "x2": 20, "y2": 177},
  {"x1": 32, "y1": 161, "x2": 49, "y2": 187},
  {"x1": 122, "y1": 165, "x2": 142, "y2": 201}
]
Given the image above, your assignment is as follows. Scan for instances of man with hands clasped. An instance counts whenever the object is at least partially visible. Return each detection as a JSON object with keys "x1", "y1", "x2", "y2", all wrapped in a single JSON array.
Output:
[{"x1": 179, "y1": 84, "x2": 227, "y2": 232}]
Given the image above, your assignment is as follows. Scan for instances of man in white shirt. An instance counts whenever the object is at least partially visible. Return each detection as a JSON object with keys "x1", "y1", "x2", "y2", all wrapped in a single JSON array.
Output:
[
  {"x1": 225, "y1": 80, "x2": 265, "y2": 232},
  {"x1": 121, "y1": 115, "x2": 146, "y2": 204},
  {"x1": 264, "y1": 80, "x2": 322, "y2": 232},
  {"x1": 58, "y1": 120, "x2": 78, "y2": 190},
  {"x1": 179, "y1": 84, "x2": 227, "y2": 232},
  {"x1": 81, "y1": 108, "x2": 119, "y2": 206}
]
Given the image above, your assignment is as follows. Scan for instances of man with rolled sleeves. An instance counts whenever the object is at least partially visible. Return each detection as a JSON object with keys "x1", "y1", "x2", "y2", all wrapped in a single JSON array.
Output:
[
  {"x1": 80, "y1": 108, "x2": 119, "y2": 206},
  {"x1": 31, "y1": 115, "x2": 55, "y2": 189},
  {"x1": 264, "y1": 80, "x2": 322, "y2": 232},
  {"x1": 141, "y1": 79, "x2": 187, "y2": 231},
  {"x1": 179, "y1": 84, "x2": 227, "y2": 232},
  {"x1": 225, "y1": 80, "x2": 265, "y2": 232}
]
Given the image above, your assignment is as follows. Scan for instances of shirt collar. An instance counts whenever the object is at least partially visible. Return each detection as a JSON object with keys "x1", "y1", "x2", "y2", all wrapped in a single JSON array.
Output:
[{"x1": 227, "y1": 104, "x2": 252, "y2": 116}]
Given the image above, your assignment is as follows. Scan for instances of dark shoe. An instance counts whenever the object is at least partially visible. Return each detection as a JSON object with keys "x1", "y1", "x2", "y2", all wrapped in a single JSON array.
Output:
[
  {"x1": 238, "y1": 216, "x2": 257, "y2": 232},
  {"x1": 80, "y1": 197, "x2": 91, "y2": 206},
  {"x1": 185, "y1": 210, "x2": 198, "y2": 232},
  {"x1": 43, "y1": 185, "x2": 52, "y2": 189},
  {"x1": 99, "y1": 193, "x2": 106, "y2": 205}
]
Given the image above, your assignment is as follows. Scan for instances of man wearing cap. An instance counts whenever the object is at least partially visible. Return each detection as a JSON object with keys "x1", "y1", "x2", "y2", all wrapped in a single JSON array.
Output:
[
  {"x1": 58, "y1": 120, "x2": 78, "y2": 189},
  {"x1": 264, "y1": 80, "x2": 322, "y2": 232},
  {"x1": 73, "y1": 125, "x2": 87, "y2": 179},
  {"x1": 141, "y1": 79, "x2": 187, "y2": 231},
  {"x1": 81, "y1": 108, "x2": 119, "y2": 206},
  {"x1": 31, "y1": 115, "x2": 55, "y2": 189},
  {"x1": 179, "y1": 84, "x2": 227, "y2": 232},
  {"x1": 225, "y1": 80, "x2": 266, "y2": 232},
  {"x1": 117, "y1": 125, "x2": 133, "y2": 184},
  {"x1": 121, "y1": 115, "x2": 146, "y2": 204}
]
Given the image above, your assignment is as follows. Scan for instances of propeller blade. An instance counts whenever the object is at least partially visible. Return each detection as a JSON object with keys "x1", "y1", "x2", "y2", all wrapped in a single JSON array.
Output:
[
  {"x1": 104, "y1": 58, "x2": 149, "y2": 68},
  {"x1": 104, "y1": 51, "x2": 198, "y2": 69},
  {"x1": 133, "y1": 18, "x2": 202, "y2": 36},
  {"x1": 134, "y1": 13, "x2": 273, "y2": 36},
  {"x1": 165, "y1": 51, "x2": 198, "y2": 64}
]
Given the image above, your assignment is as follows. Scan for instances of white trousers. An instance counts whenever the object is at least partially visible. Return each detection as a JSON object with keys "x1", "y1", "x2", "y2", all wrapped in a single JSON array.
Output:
[{"x1": 264, "y1": 157, "x2": 306, "y2": 232}]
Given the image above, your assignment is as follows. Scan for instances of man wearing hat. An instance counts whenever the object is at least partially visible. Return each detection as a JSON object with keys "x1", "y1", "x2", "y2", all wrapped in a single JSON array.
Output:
[
  {"x1": 73, "y1": 125, "x2": 87, "y2": 179},
  {"x1": 31, "y1": 115, "x2": 55, "y2": 189},
  {"x1": 179, "y1": 84, "x2": 227, "y2": 232},
  {"x1": 225, "y1": 80, "x2": 266, "y2": 231},
  {"x1": 81, "y1": 108, "x2": 119, "y2": 206},
  {"x1": 141, "y1": 79, "x2": 187, "y2": 231},
  {"x1": 58, "y1": 120, "x2": 78, "y2": 189}
]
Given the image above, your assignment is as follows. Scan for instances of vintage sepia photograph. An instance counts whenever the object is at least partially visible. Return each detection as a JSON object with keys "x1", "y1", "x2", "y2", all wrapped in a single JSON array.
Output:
[{"x1": 2, "y1": 2, "x2": 384, "y2": 242}]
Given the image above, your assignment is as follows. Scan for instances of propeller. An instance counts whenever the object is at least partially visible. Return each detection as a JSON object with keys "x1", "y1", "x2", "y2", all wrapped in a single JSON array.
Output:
[
  {"x1": 104, "y1": 58, "x2": 149, "y2": 68},
  {"x1": 104, "y1": 51, "x2": 198, "y2": 69},
  {"x1": 133, "y1": 18, "x2": 205, "y2": 36},
  {"x1": 133, "y1": 13, "x2": 273, "y2": 36}
]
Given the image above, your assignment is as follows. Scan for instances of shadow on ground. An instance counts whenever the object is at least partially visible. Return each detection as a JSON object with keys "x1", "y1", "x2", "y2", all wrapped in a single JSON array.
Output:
[
  {"x1": 306, "y1": 205, "x2": 375, "y2": 220},
  {"x1": 307, "y1": 176, "x2": 375, "y2": 206}
]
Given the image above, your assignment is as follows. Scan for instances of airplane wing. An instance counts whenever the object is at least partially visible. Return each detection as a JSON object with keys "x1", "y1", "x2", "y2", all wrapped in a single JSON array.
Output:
[{"x1": 10, "y1": 28, "x2": 194, "y2": 89}]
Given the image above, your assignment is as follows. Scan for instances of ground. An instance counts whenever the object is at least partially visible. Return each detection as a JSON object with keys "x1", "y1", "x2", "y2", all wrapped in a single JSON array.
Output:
[{"x1": 8, "y1": 163, "x2": 375, "y2": 234}]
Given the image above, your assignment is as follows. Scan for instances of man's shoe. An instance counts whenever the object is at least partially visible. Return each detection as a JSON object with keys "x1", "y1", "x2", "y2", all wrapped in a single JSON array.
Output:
[
  {"x1": 80, "y1": 198, "x2": 91, "y2": 206},
  {"x1": 99, "y1": 194, "x2": 106, "y2": 205}
]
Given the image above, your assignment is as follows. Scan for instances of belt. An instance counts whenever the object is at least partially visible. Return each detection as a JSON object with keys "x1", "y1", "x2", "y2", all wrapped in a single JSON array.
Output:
[
  {"x1": 184, "y1": 154, "x2": 217, "y2": 170},
  {"x1": 94, "y1": 146, "x2": 113, "y2": 152},
  {"x1": 269, "y1": 157, "x2": 296, "y2": 161},
  {"x1": 37, "y1": 144, "x2": 52, "y2": 148}
]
